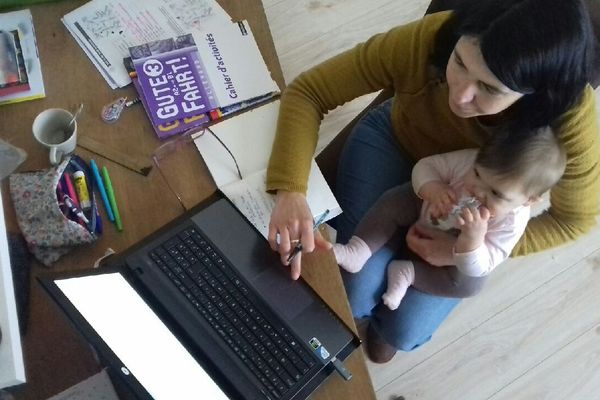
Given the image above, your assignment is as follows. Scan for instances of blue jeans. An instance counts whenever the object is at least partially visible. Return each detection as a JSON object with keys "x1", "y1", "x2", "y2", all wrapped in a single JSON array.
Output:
[{"x1": 335, "y1": 100, "x2": 460, "y2": 351}]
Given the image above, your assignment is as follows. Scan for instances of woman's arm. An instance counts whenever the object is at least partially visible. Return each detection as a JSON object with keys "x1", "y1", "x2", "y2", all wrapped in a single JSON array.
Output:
[
  {"x1": 267, "y1": 13, "x2": 449, "y2": 194},
  {"x1": 266, "y1": 13, "x2": 453, "y2": 276}
]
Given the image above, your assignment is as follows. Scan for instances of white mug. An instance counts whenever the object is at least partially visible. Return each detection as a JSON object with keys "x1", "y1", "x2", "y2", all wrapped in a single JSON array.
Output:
[{"x1": 32, "y1": 108, "x2": 78, "y2": 165}]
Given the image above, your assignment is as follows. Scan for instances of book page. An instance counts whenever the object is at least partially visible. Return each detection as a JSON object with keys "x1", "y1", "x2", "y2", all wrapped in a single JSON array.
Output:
[
  {"x1": 194, "y1": 100, "x2": 279, "y2": 187},
  {"x1": 193, "y1": 21, "x2": 280, "y2": 108},
  {"x1": 220, "y1": 161, "x2": 341, "y2": 239},
  {"x1": 220, "y1": 170, "x2": 274, "y2": 237},
  {"x1": 195, "y1": 100, "x2": 341, "y2": 236},
  {"x1": 0, "y1": 9, "x2": 45, "y2": 105},
  {"x1": 62, "y1": 0, "x2": 230, "y2": 88}
]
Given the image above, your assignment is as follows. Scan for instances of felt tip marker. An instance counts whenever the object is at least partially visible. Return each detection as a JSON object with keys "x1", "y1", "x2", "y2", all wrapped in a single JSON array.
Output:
[
  {"x1": 101, "y1": 166, "x2": 123, "y2": 231},
  {"x1": 63, "y1": 172, "x2": 80, "y2": 208},
  {"x1": 90, "y1": 159, "x2": 115, "y2": 222}
]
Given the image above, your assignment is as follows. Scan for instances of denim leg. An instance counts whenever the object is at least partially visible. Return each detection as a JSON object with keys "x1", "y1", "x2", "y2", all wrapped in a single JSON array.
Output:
[
  {"x1": 335, "y1": 100, "x2": 413, "y2": 243},
  {"x1": 341, "y1": 244, "x2": 397, "y2": 318},
  {"x1": 334, "y1": 99, "x2": 462, "y2": 351},
  {"x1": 335, "y1": 100, "x2": 413, "y2": 317}
]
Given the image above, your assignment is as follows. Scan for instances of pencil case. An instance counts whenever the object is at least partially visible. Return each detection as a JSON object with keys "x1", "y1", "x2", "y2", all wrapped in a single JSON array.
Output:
[{"x1": 9, "y1": 154, "x2": 99, "y2": 266}]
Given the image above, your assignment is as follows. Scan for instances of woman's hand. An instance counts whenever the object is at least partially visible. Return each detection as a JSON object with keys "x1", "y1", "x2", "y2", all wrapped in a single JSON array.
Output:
[
  {"x1": 406, "y1": 223, "x2": 456, "y2": 266},
  {"x1": 268, "y1": 190, "x2": 330, "y2": 280}
]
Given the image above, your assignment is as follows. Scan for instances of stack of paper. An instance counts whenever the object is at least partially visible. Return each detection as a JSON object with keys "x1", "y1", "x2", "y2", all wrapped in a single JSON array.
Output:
[
  {"x1": 193, "y1": 100, "x2": 342, "y2": 239},
  {"x1": 0, "y1": 9, "x2": 45, "y2": 106},
  {"x1": 63, "y1": 0, "x2": 280, "y2": 139},
  {"x1": 62, "y1": 0, "x2": 232, "y2": 89}
]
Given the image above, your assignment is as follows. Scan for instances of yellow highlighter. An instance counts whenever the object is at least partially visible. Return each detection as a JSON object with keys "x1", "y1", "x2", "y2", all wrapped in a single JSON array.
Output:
[{"x1": 101, "y1": 166, "x2": 123, "y2": 231}]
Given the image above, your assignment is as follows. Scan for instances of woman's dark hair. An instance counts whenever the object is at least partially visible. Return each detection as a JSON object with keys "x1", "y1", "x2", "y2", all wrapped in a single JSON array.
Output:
[{"x1": 432, "y1": 0, "x2": 595, "y2": 132}]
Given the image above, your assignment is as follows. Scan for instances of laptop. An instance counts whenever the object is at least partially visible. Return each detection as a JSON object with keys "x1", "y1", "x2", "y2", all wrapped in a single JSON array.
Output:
[{"x1": 38, "y1": 191, "x2": 359, "y2": 400}]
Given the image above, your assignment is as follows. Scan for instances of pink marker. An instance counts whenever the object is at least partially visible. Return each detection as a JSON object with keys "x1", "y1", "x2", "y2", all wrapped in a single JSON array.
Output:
[{"x1": 63, "y1": 172, "x2": 80, "y2": 208}]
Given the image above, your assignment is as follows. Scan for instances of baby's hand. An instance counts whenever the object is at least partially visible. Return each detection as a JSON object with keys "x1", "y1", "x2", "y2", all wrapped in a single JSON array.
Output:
[
  {"x1": 418, "y1": 181, "x2": 457, "y2": 219},
  {"x1": 455, "y1": 205, "x2": 490, "y2": 251}
]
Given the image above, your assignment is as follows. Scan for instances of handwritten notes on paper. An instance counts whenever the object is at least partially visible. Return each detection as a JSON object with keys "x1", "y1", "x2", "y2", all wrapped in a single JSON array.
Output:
[
  {"x1": 194, "y1": 100, "x2": 341, "y2": 239},
  {"x1": 221, "y1": 171, "x2": 273, "y2": 236}
]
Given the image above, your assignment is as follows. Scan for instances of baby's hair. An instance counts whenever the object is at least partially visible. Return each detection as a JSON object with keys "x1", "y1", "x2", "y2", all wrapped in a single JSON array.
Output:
[{"x1": 475, "y1": 126, "x2": 566, "y2": 196}]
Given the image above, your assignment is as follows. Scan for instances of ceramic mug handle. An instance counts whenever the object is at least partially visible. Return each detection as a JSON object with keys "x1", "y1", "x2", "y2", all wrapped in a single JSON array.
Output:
[{"x1": 49, "y1": 147, "x2": 63, "y2": 165}]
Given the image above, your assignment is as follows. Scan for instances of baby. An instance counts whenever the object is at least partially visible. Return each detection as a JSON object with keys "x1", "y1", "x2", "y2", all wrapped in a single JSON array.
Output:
[{"x1": 333, "y1": 127, "x2": 566, "y2": 310}]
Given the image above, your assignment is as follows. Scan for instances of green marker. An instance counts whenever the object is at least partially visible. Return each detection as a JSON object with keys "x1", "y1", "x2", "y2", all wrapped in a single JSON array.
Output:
[{"x1": 101, "y1": 166, "x2": 123, "y2": 231}]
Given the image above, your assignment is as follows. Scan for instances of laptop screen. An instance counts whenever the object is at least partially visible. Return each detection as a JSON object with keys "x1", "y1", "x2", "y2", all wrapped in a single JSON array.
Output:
[{"x1": 55, "y1": 273, "x2": 229, "y2": 400}]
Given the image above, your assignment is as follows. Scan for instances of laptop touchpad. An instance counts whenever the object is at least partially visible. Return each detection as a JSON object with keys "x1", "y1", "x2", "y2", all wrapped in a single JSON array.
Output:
[
  {"x1": 251, "y1": 268, "x2": 314, "y2": 321},
  {"x1": 192, "y1": 199, "x2": 315, "y2": 322}
]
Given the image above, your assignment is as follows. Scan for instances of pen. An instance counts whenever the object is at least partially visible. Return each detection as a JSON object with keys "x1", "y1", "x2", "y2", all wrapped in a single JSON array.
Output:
[
  {"x1": 56, "y1": 179, "x2": 68, "y2": 215},
  {"x1": 63, "y1": 194, "x2": 90, "y2": 225},
  {"x1": 101, "y1": 166, "x2": 123, "y2": 231},
  {"x1": 60, "y1": 175, "x2": 87, "y2": 228},
  {"x1": 287, "y1": 209, "x2": 331, "y2": 263},
  {"x1": 90, "y1": 159, "x2": 115, "y2": 222},
  {"x1": 94, "y1": 205, "x2": 103, "y2": 235}
]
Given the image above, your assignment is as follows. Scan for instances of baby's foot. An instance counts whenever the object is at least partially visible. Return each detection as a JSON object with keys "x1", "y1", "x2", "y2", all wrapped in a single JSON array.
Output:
[
  {"x1": 332, "y1": 235, "x2": 372, "y2": 273},
  {"x1": 382, "y1": 260, "x2": 415, "y2": 310}
]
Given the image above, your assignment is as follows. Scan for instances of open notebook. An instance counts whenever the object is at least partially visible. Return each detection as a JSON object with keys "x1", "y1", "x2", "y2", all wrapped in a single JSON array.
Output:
[{"x1": 193, "y1": 100, "x2": 341, "y2": 238}]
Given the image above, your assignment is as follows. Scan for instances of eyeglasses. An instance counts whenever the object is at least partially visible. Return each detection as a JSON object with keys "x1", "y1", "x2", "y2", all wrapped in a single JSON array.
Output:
[{"x1": 151, "y1": 126, "x2": 243, "y2": 209}]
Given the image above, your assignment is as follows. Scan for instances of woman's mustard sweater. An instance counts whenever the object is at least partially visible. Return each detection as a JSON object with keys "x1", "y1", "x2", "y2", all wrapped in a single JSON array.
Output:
[{"x1": 266, "y1": 11, "x2": 600, "y2": 256}]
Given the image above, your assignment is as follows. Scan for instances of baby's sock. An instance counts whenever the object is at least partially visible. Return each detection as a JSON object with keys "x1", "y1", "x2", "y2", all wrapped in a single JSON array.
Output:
[
  {"x1": 332, "y1": 235, "x2": 372, "y2": 273},
  {"x1": 381, "y1": 260, "x2": 415, "y2": 310}
]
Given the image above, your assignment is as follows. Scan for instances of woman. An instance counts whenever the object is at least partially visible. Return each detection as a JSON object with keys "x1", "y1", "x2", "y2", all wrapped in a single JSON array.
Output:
[{"x1": 266, "y1": 0, "x2": 600, "y2": 362}]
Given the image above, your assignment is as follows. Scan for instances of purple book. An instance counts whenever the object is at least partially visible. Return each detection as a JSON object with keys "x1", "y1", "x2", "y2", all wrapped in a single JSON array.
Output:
[
  {"x1": 129, "y1": 34, "x2": 219, "y2": 127},
  {"x1": 133, "y1": 76, "x2": 210, "y2": 140}
]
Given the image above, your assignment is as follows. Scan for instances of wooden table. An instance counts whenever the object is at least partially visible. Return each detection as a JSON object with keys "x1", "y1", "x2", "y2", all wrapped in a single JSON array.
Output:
[{"x1": 0, "y1": 1, "x2": 375, "y2": 399}]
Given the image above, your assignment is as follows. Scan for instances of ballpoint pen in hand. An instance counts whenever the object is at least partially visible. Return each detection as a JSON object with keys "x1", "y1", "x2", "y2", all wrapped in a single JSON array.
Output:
[{"x1": 287, "y1": 209, "x2": 331, "y2": 264}]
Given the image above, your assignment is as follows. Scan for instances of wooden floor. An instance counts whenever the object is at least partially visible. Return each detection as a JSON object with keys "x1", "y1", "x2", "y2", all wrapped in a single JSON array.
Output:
[{"x1": 263, "y1": 1, "x2": 600, "y2": 399}]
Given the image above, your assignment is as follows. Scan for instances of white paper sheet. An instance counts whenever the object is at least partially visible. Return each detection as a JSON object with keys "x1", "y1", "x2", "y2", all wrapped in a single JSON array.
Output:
[
  {"x1": 0, "y1": 187, "x2": 25, "y2": 388},
  {"x1": 62, "y1": 0, "x2": 231, "y2": 88},
  {"x1": 194, "y1": 100, "x2": 342, "y2": 239}
]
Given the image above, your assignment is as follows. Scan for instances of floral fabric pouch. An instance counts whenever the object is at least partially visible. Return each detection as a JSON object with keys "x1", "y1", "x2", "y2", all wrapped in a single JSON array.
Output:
[{"x1": 9, "y1": 155, "x2": 99, "y2": 266}]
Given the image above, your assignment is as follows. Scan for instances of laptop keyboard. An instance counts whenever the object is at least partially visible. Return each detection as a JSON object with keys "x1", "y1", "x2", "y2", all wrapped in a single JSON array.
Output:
[{"x1": 149, "y1": 227, "x2": 317, "y2": 399}]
